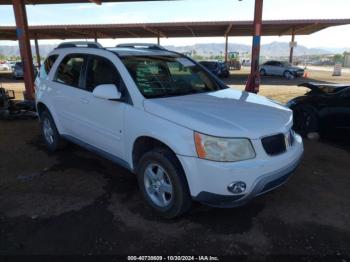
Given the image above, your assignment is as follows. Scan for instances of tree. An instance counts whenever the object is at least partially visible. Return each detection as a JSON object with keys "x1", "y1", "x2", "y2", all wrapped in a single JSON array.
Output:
[{"x1": 333, "y1": 53, "x2": 344, "y2": 64}]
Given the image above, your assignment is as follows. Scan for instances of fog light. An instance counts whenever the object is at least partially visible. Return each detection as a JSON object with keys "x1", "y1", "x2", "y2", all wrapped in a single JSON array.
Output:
[{"x1": 228, "y1": 181, "x2": 246, "y2": 194}]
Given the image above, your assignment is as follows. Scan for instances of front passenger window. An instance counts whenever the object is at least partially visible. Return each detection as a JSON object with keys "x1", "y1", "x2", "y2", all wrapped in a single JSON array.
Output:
[{"x1": 85, "y1": 56, "x2": 121, "y2": 92}]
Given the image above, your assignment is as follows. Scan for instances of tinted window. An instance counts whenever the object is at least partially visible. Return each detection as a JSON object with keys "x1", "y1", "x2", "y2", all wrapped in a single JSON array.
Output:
[
  {"x1": 39, "y1": 55, "x2": 58, "y2": 79},
  {"x1": 85, "y1": 56, "x2": 121, "y2": 92},
  {"x1": 200, "y1": 62, "x2": 218, "y2": 70},
  {"x1": 55, "y1": 55, "x2": 85, "y2": 87}
]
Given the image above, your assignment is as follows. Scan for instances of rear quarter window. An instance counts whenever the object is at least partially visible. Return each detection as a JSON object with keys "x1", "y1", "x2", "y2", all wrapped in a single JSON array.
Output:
[{"x1": 39, "y1": 55, "x2": 59, "y2": 79}]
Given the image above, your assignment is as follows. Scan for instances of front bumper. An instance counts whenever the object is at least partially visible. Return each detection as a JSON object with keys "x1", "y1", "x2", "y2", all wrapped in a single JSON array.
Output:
[
  {"x1": 193, "y1": 156, "x2": 301, "y2": 207},
  {"x1": 177, "y1": 133, "x2": 303, "y2": 208},
  {"x1": 294, "y1": 71, "x2": 304, "y2": 77}
]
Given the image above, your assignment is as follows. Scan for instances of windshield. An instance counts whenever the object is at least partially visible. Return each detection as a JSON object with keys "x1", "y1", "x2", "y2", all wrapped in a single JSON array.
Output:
[{"x1": 122, "y1": 56, "x2": 224, "y2": 98}]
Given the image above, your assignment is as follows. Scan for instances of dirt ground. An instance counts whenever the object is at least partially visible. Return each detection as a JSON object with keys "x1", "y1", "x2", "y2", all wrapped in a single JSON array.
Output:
[
  {"x1": 1, "y1": 67, "x2": 350, "y2": 257},
  {"x1": 1, "y1": 120, "x2": 350, "y2": 257}
]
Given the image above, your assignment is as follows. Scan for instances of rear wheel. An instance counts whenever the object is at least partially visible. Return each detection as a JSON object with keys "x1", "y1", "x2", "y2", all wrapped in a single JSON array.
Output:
[
  {"x1": 293, "y1": 105, "x2": 319, "y2": 137},
  {"x1": 40, "y1": 110, "x2": 66, "y2": 152},
  {"x1": 136, "y1": 148, "x2": 192, "y2": 218}
]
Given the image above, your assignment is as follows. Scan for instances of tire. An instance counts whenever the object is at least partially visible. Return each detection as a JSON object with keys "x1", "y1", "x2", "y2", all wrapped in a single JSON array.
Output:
[
  {"x1": 260, "y1": 69, "x2": 266, "y2": 76},
  {"x1": 40, "y1": 110, "x2": 66, "y2": 152},
  {"x1": 293, "y1": 105, "x2": 319, "y2": 137},
  {"x1": 283, "y1": 70, "x2": 294, "y2": 80},
  {"x1": 136, "y1": 148, "x2": 192, "y2": 218},
  {"x1": 224, "y1": 70, "x2": 230, "y2": 78}
]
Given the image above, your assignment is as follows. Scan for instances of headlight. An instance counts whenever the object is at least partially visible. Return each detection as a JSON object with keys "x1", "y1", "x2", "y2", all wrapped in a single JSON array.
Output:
[{"x1": 194, "y1": 132, "x2": 256, "y2": 162}]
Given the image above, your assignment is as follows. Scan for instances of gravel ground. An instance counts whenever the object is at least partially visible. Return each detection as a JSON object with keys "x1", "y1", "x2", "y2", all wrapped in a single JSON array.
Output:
[{"x1": 0, "y1": 120, "x2": 350, "y2": 257}]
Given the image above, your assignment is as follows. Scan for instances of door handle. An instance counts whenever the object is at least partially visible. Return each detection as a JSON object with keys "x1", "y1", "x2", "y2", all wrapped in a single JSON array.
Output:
[{"x1": 80, "y1": 98, "x2": 89, "y2": 104}]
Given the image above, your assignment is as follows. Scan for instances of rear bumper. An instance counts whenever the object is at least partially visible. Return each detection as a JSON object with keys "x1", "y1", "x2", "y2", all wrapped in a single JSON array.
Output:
[{"x1": 193, "y1": 156, "x2": 301, "y2": 208}]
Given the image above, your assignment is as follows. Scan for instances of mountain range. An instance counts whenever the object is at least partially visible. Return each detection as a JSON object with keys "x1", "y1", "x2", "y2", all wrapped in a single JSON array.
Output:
[{"x1": 0, "y1": 41, "x2": 348, "y2": 58}]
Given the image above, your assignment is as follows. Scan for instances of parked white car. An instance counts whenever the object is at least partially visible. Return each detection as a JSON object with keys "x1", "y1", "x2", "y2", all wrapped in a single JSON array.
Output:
[
  {"x1": 0, "y1": 63, "x2": 11, "y2": 71},
  {"x1": 260, "y1": 61, "x2": 305, "y2": 79},
  {"x1": 35, "y1": 42, "x2": 304, "y2": 218}
]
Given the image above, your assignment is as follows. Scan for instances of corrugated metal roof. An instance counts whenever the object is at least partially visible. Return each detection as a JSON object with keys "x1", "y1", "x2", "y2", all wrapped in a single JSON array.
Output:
[
  {"x1": 1, "y1": 19, "x2": 349, "y2": 40},
  {"x1": 0, "y1": 0, "x2": 167, "y2": 5}
]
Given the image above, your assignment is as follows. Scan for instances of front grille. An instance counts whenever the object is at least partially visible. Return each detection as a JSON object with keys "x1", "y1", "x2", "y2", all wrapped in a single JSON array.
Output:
[{"x1": 261, "y1": 133, "x2": 286, "y2": 156}]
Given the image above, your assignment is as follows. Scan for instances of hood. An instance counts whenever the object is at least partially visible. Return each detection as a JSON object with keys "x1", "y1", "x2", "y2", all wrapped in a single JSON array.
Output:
[
  {"x1": 287, "y1": 66, "x2": 303, "y2": 71},
  {"x1": 143, "y1": 88, "x2": 293, "y2": 139}
]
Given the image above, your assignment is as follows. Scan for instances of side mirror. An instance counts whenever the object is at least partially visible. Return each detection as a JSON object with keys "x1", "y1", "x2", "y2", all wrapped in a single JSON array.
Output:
[{"x1": 93, "y1": 84, "x2": 122, "y2": 100}]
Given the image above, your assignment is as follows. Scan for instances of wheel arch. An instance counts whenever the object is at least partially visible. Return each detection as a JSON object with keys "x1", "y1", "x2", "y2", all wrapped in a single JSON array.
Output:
[
  {"x1": 132, "y1": 136, "x2": 180, "y2": 171},
  {"x1": 36, "y1": 101, "x2": 64, "y2": 134}
]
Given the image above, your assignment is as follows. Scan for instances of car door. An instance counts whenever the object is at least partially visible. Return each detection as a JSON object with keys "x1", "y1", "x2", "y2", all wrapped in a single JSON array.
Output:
[
  {"x1": 272, "y1": 62, "x2": 284, "y2": 76},
  {"x1": 328, "y1": 87, "x2": 350, "y2": 130},
  {"x1": 49, "y1": 53, "x2": 89, "y2": 140},
  {"x1": 262, "y1": 61, "x2": 272, "y2": 75},
  {"x1": 75, "y1": 54, "x2": 127, "y2": 158}
]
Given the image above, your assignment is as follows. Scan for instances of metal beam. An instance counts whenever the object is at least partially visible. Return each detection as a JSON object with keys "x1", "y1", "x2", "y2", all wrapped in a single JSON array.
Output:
[
  {"x1": 89, "y1": 0, "x2": 102, "y2": 4},
  {"x1": 143, "y1": 26, "x2": 167, "y2": 38},
  {"x1": 245, "y1": 0, "x2": 263, "y2": 94},
  {"x1": 225, "y1": 35, "x2": 228, "y2": 63},
  {"x1": 289, "y1": 28, "x2": 295, "y2": 64},
  {"x1": 12, "y1": 0, "x2": 35, "y2": 100},
  {"x1": 34, "y1": 37, "x2": 41, "y2": 69},
  {"x1": 224, "y1": 23, "x2": 233, "y2": 36},
  {"x1": 125, "y1": 30, "x2": 140, "y2": 38},
  {"x1": 186, "y1": 26, "x2": 196, "y2": 37}
]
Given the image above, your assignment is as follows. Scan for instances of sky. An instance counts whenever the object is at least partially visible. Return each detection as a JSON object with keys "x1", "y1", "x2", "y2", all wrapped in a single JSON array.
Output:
[{"x1": 0, "y1": 0, "x2": 350, "y2": 48}]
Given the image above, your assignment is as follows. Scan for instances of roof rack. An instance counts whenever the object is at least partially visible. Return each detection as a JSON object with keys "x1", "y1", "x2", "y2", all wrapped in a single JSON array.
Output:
[
  {"x1": 56, "y1": 41, "x2": 103, "y2": 49},
  {"x1": 116, "y1": 43, "x2": 166, "y2": 50}
]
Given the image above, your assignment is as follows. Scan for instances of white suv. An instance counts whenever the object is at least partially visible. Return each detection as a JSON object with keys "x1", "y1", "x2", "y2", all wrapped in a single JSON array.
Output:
[{"x1": 35, "y1": 42, "x2": 304, "y2": 218}]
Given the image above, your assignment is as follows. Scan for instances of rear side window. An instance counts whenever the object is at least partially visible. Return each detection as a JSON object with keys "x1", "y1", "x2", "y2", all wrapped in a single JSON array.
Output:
[
  {"x1": 85, "y1": 55, "x2": 121, "y2": 92},
  {"x1": 39, "y1": 55, "x2": 58, "y2": 79},
  {"x1": 55, "y1": 54, "x2": 85, "y2": 87}
]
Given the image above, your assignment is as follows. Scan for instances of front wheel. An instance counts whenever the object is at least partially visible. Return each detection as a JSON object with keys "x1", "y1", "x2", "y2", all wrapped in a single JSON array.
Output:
[
  {"x1": 136, "y1": 148, "x2": 192, "y2": 218},
  {"x1": 283, "y1": 70, "x2": 294, "y2": 80},
  {"x1": 293, "y1": 105, "x2": 319, "y2": 137}
]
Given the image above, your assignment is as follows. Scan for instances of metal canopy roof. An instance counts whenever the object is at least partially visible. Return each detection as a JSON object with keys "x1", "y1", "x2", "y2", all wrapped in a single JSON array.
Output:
[
  {"x1": 1, "y1": 19, "x2": 349, "y2": 40},
  {"x1": 0, "y1": 0, "x2": 166, "y2": 4}
]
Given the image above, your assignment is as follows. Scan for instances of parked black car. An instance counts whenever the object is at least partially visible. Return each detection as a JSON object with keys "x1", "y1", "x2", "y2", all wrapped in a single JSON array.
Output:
[
  {"x1": 12, "y1": 62, "x2": 38, "y2": 79},
  {"x1": 287, "y1": 82, "x2": 350, "y2": 137},
  {"x1": 199, "y1": 61, "x2": 230, "y2": 78}
]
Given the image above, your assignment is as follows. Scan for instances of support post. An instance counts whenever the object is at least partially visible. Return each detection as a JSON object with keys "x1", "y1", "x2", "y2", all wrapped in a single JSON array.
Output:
[
  {"x1": 289, "y1": 28, "x2": 295, "y2": 64},
  {"x1": 225, "y1": 35, "x2": 228, "y2": 63},
  {"x1": 245, "y1": 0, "x2": 263, "y2": 94},
  {"x1": 34, "y1": 37, "x2": 41, "y2": 69},
  {"x1": 157, "y1": 34, "x2": 160, "y2": 45},
  {"x1": 12, "y1": 0, "x2": 35, "y2": 100},
  {"x1": 94, "y1": 31, "x2": 98, "y2": 43}
]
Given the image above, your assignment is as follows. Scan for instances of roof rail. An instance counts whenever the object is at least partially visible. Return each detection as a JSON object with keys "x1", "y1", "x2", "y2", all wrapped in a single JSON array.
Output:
[
  {"x1": 56, "y1": 41, "x2": 103, "y2": 49},
  {"x1": 116, "y1": 43, "x2": 166, "y2": 50}
]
